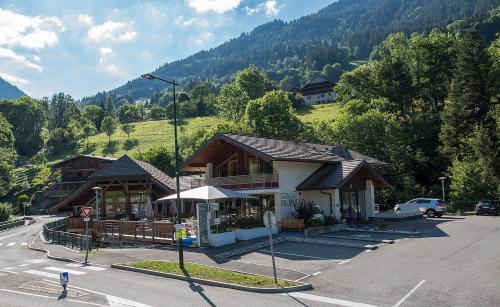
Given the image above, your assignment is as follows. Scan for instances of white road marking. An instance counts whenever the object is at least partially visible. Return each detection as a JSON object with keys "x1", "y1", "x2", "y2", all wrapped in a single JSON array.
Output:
[
  {"x1": 44, "y1": 266, "x2": 87, "y2": 275},
  {"x1": 339, "y1": 258, "x2": 352, "y2": 265},
  {"x1": 0, "y1": 269, "x2": 18, "y2": 274},
  {"x1": 0, "y1": 288, "x2": 107, "y2": 307},
  {"x1": 21, "y1": 242, "x2": 28, "y2": 246},
  {"x1": 66, "y1": 263, "x2": 107, "y2": 271},
  {"x1": 293, "y1": 271, "x2": 322, "y2": 282},
  {"x1": 4, "y1": 267, "x2": 16, "y2": 270},
  {"x1": 229, "y1": 259, "x2": 309, "y2": 276},
  {"x1": 7, "y1": 242, "x2": 15, "y2": 246},
  {"x1": 43, "y1": 279, "x2": 153, "y2": 307},
  {"x1": 0, "y1": 243, "x2": 3, "y2": 246},
  {"x1": 285, "y1": 292, "x2": 380, "y2": 307},
  {"x1": 258, "y1": 249, "x2": 335, "y2": 260},
  {"x1": 17, "y1": 264, "x2": 30, "y2": 267},
  {"x1": 24, "y1": 269, "x2": 60, "y2": 279},
  {"x1": 27, "y1": 259, "x2": 48, "y2": 264},
  {"x1": 393, "y1": 280, "x2": 426, "y2": 307}
]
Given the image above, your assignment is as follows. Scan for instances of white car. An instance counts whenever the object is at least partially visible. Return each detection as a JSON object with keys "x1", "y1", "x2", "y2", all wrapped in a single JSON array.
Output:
[{"x1": 394, "y1": 198, "x2": 447, "y2": 218}]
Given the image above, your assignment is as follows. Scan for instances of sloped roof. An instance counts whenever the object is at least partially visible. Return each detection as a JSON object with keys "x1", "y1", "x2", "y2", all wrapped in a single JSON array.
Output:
[
  {"x1": 296, "y1": 160, "x2": 389, "y2": 190},
  {"x1": 222, "y1": 133, "x2": 384, "y2": 165},
  {"x1": 92, "y1": 155, "x2": 175, "y2": 190},
  {"x1": 52, "y1": 154, "x2": 116, "y2": 168}
]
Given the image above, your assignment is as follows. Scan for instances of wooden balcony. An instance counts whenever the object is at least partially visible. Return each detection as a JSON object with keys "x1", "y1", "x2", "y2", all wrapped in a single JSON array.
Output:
[{"x1": 191, "y1": 173, "x2": 279, "y2": 190}]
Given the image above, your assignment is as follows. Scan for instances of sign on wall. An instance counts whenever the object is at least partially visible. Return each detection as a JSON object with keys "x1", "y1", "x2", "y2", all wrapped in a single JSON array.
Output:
[{"x1": 280, "y1": 192, "x2": 304, "y2": 207}]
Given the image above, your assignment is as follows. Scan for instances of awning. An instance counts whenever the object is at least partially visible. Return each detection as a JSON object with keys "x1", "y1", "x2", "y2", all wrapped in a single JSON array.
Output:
[
  {"x1": 157, "y1": 185, "x2": 256, "y2": 201},
  {"x1": 236, "y1": 188, "x2": 281, "y2": 195}
]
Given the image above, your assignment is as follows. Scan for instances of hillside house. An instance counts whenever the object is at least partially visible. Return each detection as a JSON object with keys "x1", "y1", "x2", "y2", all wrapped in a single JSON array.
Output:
[{"x1": 294, "y1": 77, "x2": 336, "y2": 105}]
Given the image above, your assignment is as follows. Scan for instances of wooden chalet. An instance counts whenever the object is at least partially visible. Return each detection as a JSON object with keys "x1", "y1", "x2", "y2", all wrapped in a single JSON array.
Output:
[{"x1": 50, "y1": 155, "x2": 175, "y2": 220}]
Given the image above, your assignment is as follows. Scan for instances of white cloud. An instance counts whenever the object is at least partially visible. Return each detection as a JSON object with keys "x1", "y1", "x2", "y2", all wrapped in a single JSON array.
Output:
[
  {"x1": 244, "y1": 0, "x2": 280, "y2": 17},
  {"x1": 99, "y1": 47, "x2": 112, "y2": 63},
  {"x1": 87, "y1": 21, "x2": 137, "y2": 43},
  {"x1": 0, "y1": 8, "x2": 64, "y2": 50},
  {"x1": 103, "y1": 64, "x2": 127, "y2": 78},
  {"x1": 187, "y1": 0, "x2": 241, "y2": 14},
  {"x1": 174, "y1": 15, "x2": 210, "y2": 28},
  {"x1": 193, "y1": 32, "x2": 213, "y2": 46},
  {"x1": 0, "y1": 47, "x2": 43, "y2": 72},
  {"x1": 77, "y1": 14, "x2": 94, "y2": 26},
  {"x1": 0, "y1": 72, "x2": 29, "y2": 86}
]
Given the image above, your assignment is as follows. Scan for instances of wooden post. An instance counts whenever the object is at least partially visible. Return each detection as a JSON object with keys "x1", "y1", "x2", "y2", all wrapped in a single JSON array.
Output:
[{"x1": 124, "y1": 182, "x2": 132, "y2": 220}]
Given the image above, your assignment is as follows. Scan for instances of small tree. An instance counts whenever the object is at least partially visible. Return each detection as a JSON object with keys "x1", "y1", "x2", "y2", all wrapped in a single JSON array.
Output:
[
  {"x1": 121, "y1": 123, "x2": 135, "y2": 140},
  {"x1": 0, "y1": 202, "x2": 12, "y2": 222},
  {"x1": 101, "y1": 116, "x2": 117, "y2": 142},
  {"x1": 17, "y1": 194, "x2": 29, "y2": 215},
  {"x1": 82, "y1": 122, "x2": 97, "y2": 146}
]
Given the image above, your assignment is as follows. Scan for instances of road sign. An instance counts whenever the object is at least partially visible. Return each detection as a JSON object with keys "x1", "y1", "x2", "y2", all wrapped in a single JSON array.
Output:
[
  {"x1": 208, "y1": 203, "x2": 219, "y2": 211},
  {"x1": 80, "y1": 207, "x2": 93, "y2": 217},
  {"x1": 83, "y1": 217, "x2": 90, "y2": 222},
  {"x1": 214, "y1": 218, "x2": 221, "y2": 225},
  {"x1": 60, "y1": 272, "x2": 68, "y2": 289}
]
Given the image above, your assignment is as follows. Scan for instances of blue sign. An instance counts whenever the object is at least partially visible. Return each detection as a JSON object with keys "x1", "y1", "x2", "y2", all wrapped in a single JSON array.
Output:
[{"x1": 60, "y1": 272, "x2": 69, "y2": 286}]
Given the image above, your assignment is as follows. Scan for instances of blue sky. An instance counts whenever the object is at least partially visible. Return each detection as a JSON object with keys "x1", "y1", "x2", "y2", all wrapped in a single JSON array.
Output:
[{"x1": 0, "y1": 0, "x2": 333, "y2": 99}]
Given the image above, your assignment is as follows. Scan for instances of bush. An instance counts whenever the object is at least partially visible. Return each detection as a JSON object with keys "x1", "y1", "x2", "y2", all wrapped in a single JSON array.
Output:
[
  {"x1": 0, "y1": 202, "x2": 13, "y2": 222},
  {"x1": 309, "y1": 218, "x2": 325, "y2": 227},
  {"x1": 292, "y1": 200, "x2": 321, "y2": 226},
  {"x1": 235, "y1": 216, "x2": 264, "y2": 229},
  {"x1": 210, "y1": 221, "x2": 231, "y2": 234},
  {"x1": 324, "y1": 215, "x2": 339, "y2": 225}
]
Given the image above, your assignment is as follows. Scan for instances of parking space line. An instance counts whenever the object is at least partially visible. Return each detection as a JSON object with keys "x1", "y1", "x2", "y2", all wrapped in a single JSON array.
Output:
[
  {"x1": 393, "y1": 280, "x2": 426, "y2": 307},
  {"x1": 258, "y1": 249, "x2": 340, "y2": 261},
  {"x1": 339, "y1": 258, "x2": 352, "y2": 265},
  {"x1": 284, "y1": 292, "x2": 380, "y2": 307},
  {"x1": 0, "y1": 269, "x2": 18, "y2": 275}
]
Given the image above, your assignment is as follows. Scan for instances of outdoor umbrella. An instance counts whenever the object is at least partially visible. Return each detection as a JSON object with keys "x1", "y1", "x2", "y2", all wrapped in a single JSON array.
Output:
[
  {"x1": 145, "y1": 195, "x2": 154, "y2": 219},
  {"x1": 157, "y1": 185, "x2": 255, "y2": 201}
]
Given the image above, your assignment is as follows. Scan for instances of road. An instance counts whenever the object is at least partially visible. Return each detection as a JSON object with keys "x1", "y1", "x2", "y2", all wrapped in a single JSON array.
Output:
[
  {"x1": 0, "y1": 216, "x2": 320, "y2": 307},
  {"x1": 1, "y1": 215, "x2": 499, "y2": 306}
]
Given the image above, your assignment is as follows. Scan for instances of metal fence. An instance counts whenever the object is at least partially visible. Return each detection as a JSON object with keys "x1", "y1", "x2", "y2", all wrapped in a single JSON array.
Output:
[
  {"x1": 0, "y1": 219, "x2": 25, "y2": 231},
  {"x1": 43, "y1": 218, "x2": 92, "y2": 251}
]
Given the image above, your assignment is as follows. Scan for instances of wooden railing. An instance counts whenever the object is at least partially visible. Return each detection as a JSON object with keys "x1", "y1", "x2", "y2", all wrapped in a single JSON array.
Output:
[{"x1": 191, "y1": 173, "x2": 279, "y2": 189}]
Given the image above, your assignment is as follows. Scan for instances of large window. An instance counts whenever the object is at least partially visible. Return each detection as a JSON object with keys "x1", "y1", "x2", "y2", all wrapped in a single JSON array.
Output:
[
  {"x1": 104, "y1": 191, "x2": 126, "y2": 217},
  {"x1": 217, "y1": 156, "x2": 238, "y2": 177},
  {"x1": 248, "y1": 157, "x2": 259, "y2": 175}
]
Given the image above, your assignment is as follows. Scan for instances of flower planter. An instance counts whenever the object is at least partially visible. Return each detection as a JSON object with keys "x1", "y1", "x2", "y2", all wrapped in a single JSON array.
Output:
[
  {"x1": 236, "y1": 227, "x2": 278, "y2": 240},
  {"x1": 208, "y1": 231, "x2": 236, "y2": 247},
  {"x1": 304, "y1": 224, "x2": 345, "y2": 235}
]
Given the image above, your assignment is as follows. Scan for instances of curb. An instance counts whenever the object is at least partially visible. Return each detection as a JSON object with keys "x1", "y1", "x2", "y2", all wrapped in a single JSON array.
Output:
[
  {"x1": 111, "y1": 263, "x2": 313, "y2": 293},
  {"x1": 309, "y1": 233, "x2": 394, "y2": 244},
  {"x1": 285, "y1": 236, "x2": 377, "y2": 250},
  {"x1": 27, "y1": 231, "x2": 81, "y2": 263},
  {"x1": 345, "y1": 227, "x2": 423, "y2": 235}
]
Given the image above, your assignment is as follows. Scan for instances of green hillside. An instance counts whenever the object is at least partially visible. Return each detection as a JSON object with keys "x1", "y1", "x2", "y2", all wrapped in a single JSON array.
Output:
[{"x1": 47, "y1": 103, "x2": 341, "y2": 163}]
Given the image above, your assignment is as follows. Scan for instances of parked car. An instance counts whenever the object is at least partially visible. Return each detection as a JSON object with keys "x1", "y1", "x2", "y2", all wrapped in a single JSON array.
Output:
[
  {"x1": 394, "y1": 198, "x2": 447, "y2": 218},
  {"x1": 475, "y1": 202, "x2": 498, "y2": 216}
]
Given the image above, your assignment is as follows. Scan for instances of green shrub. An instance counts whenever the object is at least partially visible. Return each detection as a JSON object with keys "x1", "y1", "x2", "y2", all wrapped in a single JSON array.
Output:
[
  {"x1": 210, "y1": 221, "x2": 231, "y2": 233},
  {"x1": 324, "y1": 215, "x2": 339, "y2": 225},
  {"x1": 235, "y1": 216, "x2": 264, "y2": 229},
  {"x1": 309, "y1": 218, "x2": 325, "y2": 227},
  {"x1": 292, "y1": 200, "x2": 321, "y2": 226},
  {"x1": 0, "y1": 202, "x2": 13, "y2": 222}
]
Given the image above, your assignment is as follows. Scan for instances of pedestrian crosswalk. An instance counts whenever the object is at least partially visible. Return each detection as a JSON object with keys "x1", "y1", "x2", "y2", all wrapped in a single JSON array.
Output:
[
  {"x1": 0, "y1": 241, "x2": 29, "y2": 247},
  {"x1": 0, "y1": 262, "x2": 107, "y2": 279}
]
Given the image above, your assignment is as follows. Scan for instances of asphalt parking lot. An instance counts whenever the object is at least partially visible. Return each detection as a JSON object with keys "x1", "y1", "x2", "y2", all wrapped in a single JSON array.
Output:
[{"x1": 231, "y1": 215, "x2": 500, "y2": 306}]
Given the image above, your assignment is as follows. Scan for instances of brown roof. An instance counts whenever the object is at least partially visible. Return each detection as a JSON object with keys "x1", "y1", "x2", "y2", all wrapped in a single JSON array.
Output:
[
  {"x1": 182, "y1": 133, "x2": 385, "y2": 170},
  {"x1": 92, "y1": 155, "x2": 175, "y2": 191},
  {"x1": 52, "y1": 154, "x2": 116, "y2": 168},
  {"x1": 296, "y1": 160, "x2": 390, "y2": 190}
]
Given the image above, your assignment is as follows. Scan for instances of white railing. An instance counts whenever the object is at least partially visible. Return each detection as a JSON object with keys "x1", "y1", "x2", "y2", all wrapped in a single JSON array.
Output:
[{"x1": 191, "y1": 174, "x2": 278, "y2": 189}]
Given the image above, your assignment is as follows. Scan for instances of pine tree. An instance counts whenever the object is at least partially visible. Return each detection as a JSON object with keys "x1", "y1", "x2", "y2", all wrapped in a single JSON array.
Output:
[
  {"x1": 105, "y1": 96, "x2": 115, "y2": 118},
  {"x1": 440, "y1": 30, "x2": 491, "y2": 160}
]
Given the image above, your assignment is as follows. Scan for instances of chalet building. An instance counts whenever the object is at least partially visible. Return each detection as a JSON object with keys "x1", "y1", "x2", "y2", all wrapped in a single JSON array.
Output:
[
  {"x1": 34, "y1": 155, "x2": 116, "y2": 211},
  {"x1": 181, "y1": 133, "x2": 389, "y2": 223},
  {"x1": 44, "y1": 155, "x2": 175, "y2": 219},
  {"x1": 294, "y1": 77, "x2": 336, "y2": 105}
]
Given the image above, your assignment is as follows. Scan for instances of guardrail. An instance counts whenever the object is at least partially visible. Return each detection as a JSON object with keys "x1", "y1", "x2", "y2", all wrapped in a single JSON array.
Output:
[
  {"x1": 42, "y1": 218, "x2": 92, "y2": 251},
  {"x1": 0, "y1": 219, "x2": 25, "y2": 231}
]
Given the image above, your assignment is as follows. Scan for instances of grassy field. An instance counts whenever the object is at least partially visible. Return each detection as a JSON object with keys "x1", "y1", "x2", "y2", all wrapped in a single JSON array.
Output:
[
  {"x1": 127, "y1": 260, "x2": 299, "y2": 288},
  {"x1": 46, "y1": 103, "x2": 341, "y2": 163}
]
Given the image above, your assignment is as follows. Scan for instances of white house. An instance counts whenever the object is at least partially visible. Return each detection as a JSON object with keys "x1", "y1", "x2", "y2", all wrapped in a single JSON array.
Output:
[
  {"x1": 181, "y1": 133, "x2": 389, "y2": 224},
  {"x1": 295, "y1": 77, "x2": 336, "y2": 105}
]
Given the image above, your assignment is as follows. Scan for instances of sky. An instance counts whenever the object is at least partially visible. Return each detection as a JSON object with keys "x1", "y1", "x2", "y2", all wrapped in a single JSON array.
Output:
[{"x1": 0, "y1": 0, "x2": 334, "y2": 99}]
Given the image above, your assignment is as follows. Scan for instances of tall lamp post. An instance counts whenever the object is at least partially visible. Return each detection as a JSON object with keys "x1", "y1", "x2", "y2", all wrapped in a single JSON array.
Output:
[
  {"x1": 92, "y1": 187, "x2": 102, "y2": 220},
  {"x1": 141, "y1": 73, "x2": 184, "y2": 268},
  {"x1": 439, "y1": 176, "x2": 446, "y2": 202}
]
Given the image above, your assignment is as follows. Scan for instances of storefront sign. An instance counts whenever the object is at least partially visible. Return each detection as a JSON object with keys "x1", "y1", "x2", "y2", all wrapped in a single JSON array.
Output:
[
  {"x1": 280, "y1": 192, "x2": 304, "y2": 207},
  {"x1": 208, "y1": 203, "x2": 219, "y2": 211}
]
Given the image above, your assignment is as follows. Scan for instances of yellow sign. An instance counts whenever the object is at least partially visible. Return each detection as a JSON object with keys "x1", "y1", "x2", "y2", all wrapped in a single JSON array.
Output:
[{"x1": 176, "y1": 229, "x2": 186, "y2": 239}]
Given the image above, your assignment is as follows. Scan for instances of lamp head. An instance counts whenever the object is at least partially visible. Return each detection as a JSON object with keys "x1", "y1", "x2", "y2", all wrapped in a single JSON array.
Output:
[
  {"x1": 141, "y1": 73, "x2": 155, "y2": 80},
  {"x1": 438, "y1": 176, "x2": 446, "y2": 181}
]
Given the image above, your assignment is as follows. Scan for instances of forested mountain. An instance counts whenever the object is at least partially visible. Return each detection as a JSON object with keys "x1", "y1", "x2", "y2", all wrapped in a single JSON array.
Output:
[
  {"x1": 82, "y1": 0, "x2": 499, "y2": 103},
  {"x1": 0, "y1": 77, "x2": 26, "y2": 99}
]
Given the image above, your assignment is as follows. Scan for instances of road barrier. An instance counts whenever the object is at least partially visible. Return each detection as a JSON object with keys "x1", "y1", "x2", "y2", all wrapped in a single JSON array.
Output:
[
  {"x1": 0, "y1": 219, "x2": 25, "y2": 231},
  {"x1": 42, "y1": 218, "x2": 92, "y2": 251}
]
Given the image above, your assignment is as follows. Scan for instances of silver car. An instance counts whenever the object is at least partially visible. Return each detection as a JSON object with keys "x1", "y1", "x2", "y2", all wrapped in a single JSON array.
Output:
[{"x1": 395, "y1": 198, "x2": 447, "y2": 218}]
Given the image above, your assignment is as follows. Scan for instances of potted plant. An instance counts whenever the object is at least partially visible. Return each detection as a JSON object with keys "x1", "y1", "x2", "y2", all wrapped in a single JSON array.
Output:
[{"x1": 208, "y1": 222, "x2": 236, "y2": 247}]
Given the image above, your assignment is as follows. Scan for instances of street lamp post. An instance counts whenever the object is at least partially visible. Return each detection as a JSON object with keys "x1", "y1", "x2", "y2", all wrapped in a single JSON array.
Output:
[
  {"x1": 92, "y1": 187, "x2": 102, "y2": 220},
  {"x1": 439, "y1": 176, "x2": 446, "y2": 202},
  {"x1": 141, "y1": 73, "x2": 184, "y2": 268}
]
